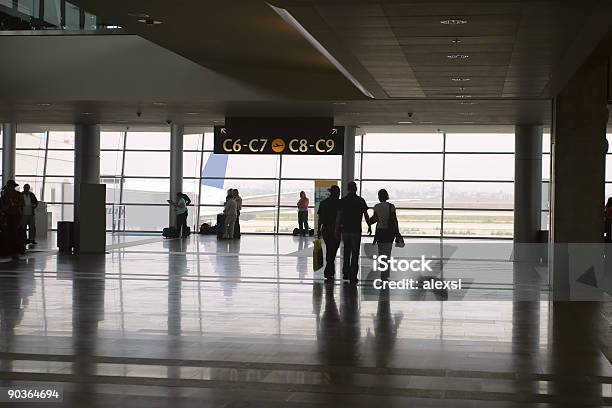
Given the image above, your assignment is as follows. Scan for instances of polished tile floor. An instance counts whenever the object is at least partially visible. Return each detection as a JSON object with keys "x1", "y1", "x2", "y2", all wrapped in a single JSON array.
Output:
[{"x1": 0, "y1": 234, "x2": 611, "y2": 407}]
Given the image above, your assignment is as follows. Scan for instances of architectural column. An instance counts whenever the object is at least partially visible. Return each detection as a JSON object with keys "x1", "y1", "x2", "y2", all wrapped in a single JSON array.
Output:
[
  {"x1": 74, "y1": 124, "x2": 101, "y2": 223},
  {"x1": 550, "y1": 56, "x2": 609, "y2": 298},
  {"x1": 341, "y1": 125, "x2": 356, "y2": 197},
  {"x1": 513, "y1": 124, "x2": 543, "y2": 261},
  {"x1": 169, "y1": 124, "x2": 184, "y2": 227},
  {"x1": 74, "y1": 124, "x2": 103, "y2": 253},
  {"x1": 2, "y1": 123, "x2": 16, "y2": 187}
]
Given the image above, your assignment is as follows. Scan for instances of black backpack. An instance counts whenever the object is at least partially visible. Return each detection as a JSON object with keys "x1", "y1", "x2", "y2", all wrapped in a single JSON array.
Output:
[{"x1": 162, "y1": 227, "x2": 180, "y2": 238}]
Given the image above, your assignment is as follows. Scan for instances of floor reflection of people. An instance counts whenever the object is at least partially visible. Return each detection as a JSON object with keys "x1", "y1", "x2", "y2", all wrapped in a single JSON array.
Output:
[
  {"x1": 295, "y1": 236, "x2": 308, "y2": 281},
  {"x1": 215, "y1": 238, "x2": 242, "y2": 298},
  {"x1": 315, "y1": 283, "x2": 361, "y2": 387},
  {"x1": 0, "y1": 272, "x2": 28, "y2": 379},
  {"x1": 369, "y1": 287, "x2": 402, "y2": 368},
  {"x1": 168, "y1": 241, "x2": 189, "y2": 395}
]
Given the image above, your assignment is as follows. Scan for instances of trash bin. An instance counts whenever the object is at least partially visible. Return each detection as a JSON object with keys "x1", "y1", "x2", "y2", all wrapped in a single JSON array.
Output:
[{"x1": 57, "y1": 221, "x2": 74, "y2": 253}]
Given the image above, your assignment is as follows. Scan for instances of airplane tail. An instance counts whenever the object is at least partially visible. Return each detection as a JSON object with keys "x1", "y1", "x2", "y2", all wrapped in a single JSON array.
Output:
[{"x1": 201, "y1": 153, "x2": 228, "y2": 189}]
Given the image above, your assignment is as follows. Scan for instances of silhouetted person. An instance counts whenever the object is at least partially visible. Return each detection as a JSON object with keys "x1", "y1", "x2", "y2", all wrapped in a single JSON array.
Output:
[
  {"x1": 232, "y1": 189, "x2": 242, "y2": 238},
  {"x1": 223, "y1": 193, "x2": 238, "y2": 239},
  {"x1": 335, "y1": 181, "x2": 370, "y2": 284},
  {"x1": 297, "y1": 191, "x2": 310, "y2": 236},
  {"x1": 605, "y1": 197, "x2": 612, "y2": 242},
  {"x1": 317, "y1": 185, "x2": 341, "y2": 282},
  {"x1": 0, "y1": 180, "x2": 25, "y2": 258},
  {"x1": 368, "y1": 189, "x2": 402, "y2": 279},
  {"x1": 169, "y1": 192, "x2": 189, "y2": 238},
  {"x1": 21, "y1": 184, "x2": 38, "y2": 245}
]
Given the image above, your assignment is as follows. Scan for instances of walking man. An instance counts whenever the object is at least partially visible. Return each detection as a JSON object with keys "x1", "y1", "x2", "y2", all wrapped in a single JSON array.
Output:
[
  {"x1": 335, "y1": 182, "x2": 370, "y2": 284},
  {"x1": 22, "y1": 184, "x2": 39, "y2": 245},
  {"x1": 317, "y1": 185, "x2": 341, "y2": 282}
]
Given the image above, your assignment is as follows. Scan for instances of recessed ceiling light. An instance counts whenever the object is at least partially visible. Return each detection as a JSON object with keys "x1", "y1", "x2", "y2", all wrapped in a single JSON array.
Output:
[
  {"x1": 128, "y1": 12, "x2": 149, "y2": 18},
  {"x1": 81, "y1": 112, "x2": 92, "y2": 115},
  {"x1": 440, "y1": 19, "x2": 467, "y2": 25},
  {"x1": 451, "y1": 77, "x2": 471, "y2": 82},
  {"x1": 447, "y1": 54, "x2": 469, "y2": 59},
  {"x1": 137, "y1": 18, "x2": 162, "y2": 25},
  {"x1": 185, "y1": 112, "x2": 200, "y2": 115},
  {"x1": 451, "y1": 38, "x2": 461, "y2": 45},
  {"x1": 463, "y1": 121, "x2": 475, "y2": 124},
  {"x1": 455, "y1": 94, "x2": 472, "y2": 98},
  {"x1": 397, "y1": 121, "x2": 413, "y2": 124}
]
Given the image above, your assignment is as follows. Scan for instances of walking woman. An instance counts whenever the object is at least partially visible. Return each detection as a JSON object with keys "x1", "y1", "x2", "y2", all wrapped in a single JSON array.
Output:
[
  {"x1": 367, "y1": 189, "x2": 403, "y2": 278},
  {"x1": 297, "y1": 191, "x2": 310, "y2": 236}
]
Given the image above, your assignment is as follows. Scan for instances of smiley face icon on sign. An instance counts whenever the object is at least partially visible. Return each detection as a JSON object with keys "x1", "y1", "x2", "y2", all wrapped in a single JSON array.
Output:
[{"x1": 271, "y1": 138, "x2": 286, "y2": 153}]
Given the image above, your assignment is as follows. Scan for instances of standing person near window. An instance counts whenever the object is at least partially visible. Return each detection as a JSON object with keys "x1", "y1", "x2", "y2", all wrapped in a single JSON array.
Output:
[
  {"x1": 170, "y1": 192, "x2": 189, "y2": 238},
  {"x1": 0, "y1": 180, "x2": 26, "y2": 258},
  {"x1": 335, "y1": 181, "x2": 370, "y2": 284},
  {"x1": 223, "y1": 193, "x2": 238, "y2": 239},
  {"x1": 368, "y1": 189, "x2": 403, "y2": 279},
  {"x1": 605, "y1": 197, "x2": 612, "y2": 242},
  {"x1": 297, "y1": 191, "x2": 310, "y2": 236},
  {"x1": 233, "y1": 189, "x2": 242, "y2": 238},
  {"x1": 21, "y1": 184, "x2": 39, "y2": 245},
  {"x1": 317, "y1": 185, "x2": 341, "y2": 282}
]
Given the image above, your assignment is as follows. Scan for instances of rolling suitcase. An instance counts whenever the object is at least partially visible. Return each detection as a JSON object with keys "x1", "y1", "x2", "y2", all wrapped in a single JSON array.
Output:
[{"x1": 216, "y1": 213, "x2": 226, "y2": 239}]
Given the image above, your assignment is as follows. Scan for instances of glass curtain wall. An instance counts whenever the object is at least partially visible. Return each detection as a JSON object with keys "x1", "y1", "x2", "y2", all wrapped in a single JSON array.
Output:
[
  {"x1": 14, "y1": 128, "x2": 599, "y2": 238},
  {"x1": 15, "y1": 130, "x2": 74, "y2": 229},
  {"x1": 357, "y1": 132, "x2": 515, "y2": 239}
]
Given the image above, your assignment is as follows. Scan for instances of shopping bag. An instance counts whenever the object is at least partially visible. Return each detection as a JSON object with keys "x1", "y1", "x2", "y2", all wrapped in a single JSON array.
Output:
[{"x1": 313, "y1": 239, "x2": 323, "y2": 271}]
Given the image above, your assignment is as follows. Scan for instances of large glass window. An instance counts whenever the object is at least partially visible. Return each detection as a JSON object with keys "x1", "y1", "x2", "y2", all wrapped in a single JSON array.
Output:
[
  {"x1": 10, "y1": 128, "x2": 533, "y2": 238},
  {"x1": 357, "y1": 132, "x2": 518, "y2": 239},
  {"x1": 363, "y1": 133, "x2": 443, "y2": 152},
  {"x1": 360, "y1": 181, "x2": 442, "y2": 209},
  {"x1": 361, "y1": 153, "x2": 443, "y2": 180},
  {"x1": 445, "y1": 154, "x2": 514, "y2": 181}
]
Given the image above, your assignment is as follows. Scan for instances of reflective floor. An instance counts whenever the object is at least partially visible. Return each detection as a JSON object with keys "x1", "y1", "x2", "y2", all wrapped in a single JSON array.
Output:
[{"x1": 0, "y1": 234, "x2": 611, "y2": 407}]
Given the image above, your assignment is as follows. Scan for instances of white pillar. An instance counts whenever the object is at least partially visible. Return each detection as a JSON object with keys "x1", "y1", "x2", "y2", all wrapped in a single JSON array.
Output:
[
  {"x1": 74, "y1": 124, "x2": 100, "y2": 223},
  {"x1": 169, "y1": 124, "x2": 184, "y2": 227},
  {"x1": 341, "y1": 125, "x2": 356, "y2": 196}
]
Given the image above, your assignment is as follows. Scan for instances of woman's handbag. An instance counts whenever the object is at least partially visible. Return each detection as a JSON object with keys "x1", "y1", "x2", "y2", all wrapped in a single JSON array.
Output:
[{"x1": 391, "y1": 204, "x2": 405, "y2": 248}]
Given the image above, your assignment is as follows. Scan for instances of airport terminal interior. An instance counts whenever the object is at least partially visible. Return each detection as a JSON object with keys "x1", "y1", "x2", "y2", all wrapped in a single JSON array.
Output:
[{"x1": 1, "y1": 0, "x2": 612, "y2": 407}]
